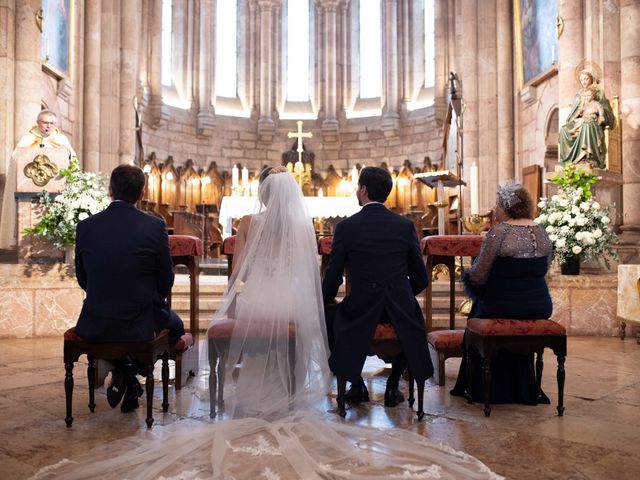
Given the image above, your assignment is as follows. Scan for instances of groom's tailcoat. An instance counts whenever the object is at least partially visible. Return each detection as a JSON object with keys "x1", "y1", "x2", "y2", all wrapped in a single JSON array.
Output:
[
  {"x1": 74, "y1": 202, "x2": 175, "y2": 342},
  {"x1": 322, "y1": 203, "x2": 433, "y2": 383}
]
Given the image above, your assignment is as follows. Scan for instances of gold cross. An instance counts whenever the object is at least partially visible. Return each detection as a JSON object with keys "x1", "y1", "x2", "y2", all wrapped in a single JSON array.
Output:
[{"x1": 287, "y1": 120, "x2": 313, "y2": 163}]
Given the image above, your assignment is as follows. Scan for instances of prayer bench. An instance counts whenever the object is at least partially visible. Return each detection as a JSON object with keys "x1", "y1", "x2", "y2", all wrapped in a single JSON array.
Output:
[
  {"x1": 207, "y1": 318, "x2": 297, "y2": 418},
  {"x1": 337, "y1": 323, "x2": 425, "y2": 421},
  {"x1": 63, "y1": 328, "x2": 171, "y2": 428},
  {"x1": 464, "y1": 318, "x2": 567, "y2": 417},
  {"x1": 427, "y1": 329, "x2": 464, "y2": 386}
]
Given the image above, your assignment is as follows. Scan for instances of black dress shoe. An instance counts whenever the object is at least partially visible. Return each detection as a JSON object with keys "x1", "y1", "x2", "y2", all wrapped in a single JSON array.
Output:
[
  {"x1": 344, "y1": 381, "x2": 370, "y2": 404},
  {"x1": 120, "y1": 378, "x2": 143, "y2": 413},
  {"x1": 384, "y1": 388, "x2": 405, "y2": 408},
  {"x1": 106, "y1": 369, "x2": 127, "y2": 408}
]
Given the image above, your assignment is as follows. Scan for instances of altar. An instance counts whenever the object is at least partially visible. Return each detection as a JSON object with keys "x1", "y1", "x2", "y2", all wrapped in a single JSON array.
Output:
[{"x1": 219, "y1": 195, "x2": 361, "y2": 235}]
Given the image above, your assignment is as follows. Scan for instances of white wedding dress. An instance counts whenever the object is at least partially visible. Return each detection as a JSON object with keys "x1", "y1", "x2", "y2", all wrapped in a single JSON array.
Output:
[{"x1": 33, "y1": 172, "x2": 502, "y2": 480}]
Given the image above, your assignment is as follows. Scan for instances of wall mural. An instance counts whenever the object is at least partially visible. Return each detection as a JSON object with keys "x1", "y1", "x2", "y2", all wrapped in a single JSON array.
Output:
[{"x1": 40, "y1": 0, "x2": 70, "y2": 78}]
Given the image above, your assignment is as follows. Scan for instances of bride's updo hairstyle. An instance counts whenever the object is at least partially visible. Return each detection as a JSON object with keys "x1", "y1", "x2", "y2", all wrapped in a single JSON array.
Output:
[
  {"x1": 258, "y1": 165, "x2": 289, "y2": 206},
  {"x1": 496, "y1": 181, "x2": 534, "y2": 220}
]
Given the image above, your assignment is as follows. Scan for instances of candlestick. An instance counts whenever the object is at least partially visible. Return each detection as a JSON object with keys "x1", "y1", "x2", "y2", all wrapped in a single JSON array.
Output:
[
  {"x1": 241, "y1": 167, "x2": 249, "y2": 188},
  {"x1": 231, "y1": 164, "x2": 239, "y2": 192},
  {"x1": 351, "y1": 166, "x2": 359, "y2": 190},
  {"x1": 318, "y1": 187, "x2": 324, "y2": 197},
  {"x1": 470, "y1": 162, "x2": 479, "y2": 215}
]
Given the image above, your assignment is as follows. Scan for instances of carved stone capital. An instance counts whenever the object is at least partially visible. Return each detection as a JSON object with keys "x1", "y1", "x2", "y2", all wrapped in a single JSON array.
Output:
[
  {"x1": 321, "y1": 117, "x2": 340, "y2": 142},
  {"x1": 317, "y1": 0, "x2": 341, "y2": 11},
  {"x1": 257, "y1": 116, "x2": 275, "y2": 140},
  {"x1": 381, "y1": 110, "x2": 400, "y2": 137},
  {"x1": 256, "y1": 0, "x2": 282, "y2": 11}
]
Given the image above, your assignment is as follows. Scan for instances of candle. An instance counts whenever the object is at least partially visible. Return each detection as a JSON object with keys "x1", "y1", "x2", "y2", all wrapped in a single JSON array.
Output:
[
  {"x1": 250, "y1": 179, "x2": 259, "y2": 196},
  {"x1": 470, "y1": 162, "x2": 479, "y2": 215},
  {"x1": 231, "y1": 164, "x2": 239, "y2": 190},
  {"x1": 551, "y1": 45, "x2": 555, "y2": 65},
  {"x1": 351, "y1": 166, "x2": 359, "y2": 190},
  {"x1": 318, "y1": 187, "x2": 324, "y2": 197},
  {"x1": 241, "y1": 167, "x2": 249, "y2": 187}
]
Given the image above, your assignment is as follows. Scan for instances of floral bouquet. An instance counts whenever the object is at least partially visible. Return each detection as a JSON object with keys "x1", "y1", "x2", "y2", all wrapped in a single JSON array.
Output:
[
  {"x1": 24, "y1": 158, "x2": 110, "y2": 249},
  {"x1": 534, "y1": 166, "x2": 618, "y2": 268}
]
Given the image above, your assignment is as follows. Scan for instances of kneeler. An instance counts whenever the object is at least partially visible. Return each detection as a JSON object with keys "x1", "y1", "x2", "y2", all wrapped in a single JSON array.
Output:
[
  {"x1": 207, "y1": 318, "x2": 296, "y2": 418},
  {"x1": 464, "y1": 318, "x2": 567, "y2": 417},
  {"x1": 336, "y1": 323, "x2": 426, "y2": 421},
  {"x1": 63, "y1": 328, "x2": 170, "y2": 428}
]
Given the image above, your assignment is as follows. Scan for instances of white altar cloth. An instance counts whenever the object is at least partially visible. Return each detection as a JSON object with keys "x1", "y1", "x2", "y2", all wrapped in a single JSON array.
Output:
[{"x1": 219, "y1": 195, "x2": 361, "y2": 235}]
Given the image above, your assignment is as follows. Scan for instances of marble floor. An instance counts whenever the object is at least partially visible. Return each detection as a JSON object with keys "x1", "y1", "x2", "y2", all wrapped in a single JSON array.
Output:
[{"x1": 0, "y1": 337, "x2": 639, "y2": 479}]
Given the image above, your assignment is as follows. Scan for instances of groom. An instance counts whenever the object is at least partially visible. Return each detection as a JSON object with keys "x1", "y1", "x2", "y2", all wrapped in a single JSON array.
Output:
[{"x1": 322, "y1": 166, "x2": 432, "y2": 407}]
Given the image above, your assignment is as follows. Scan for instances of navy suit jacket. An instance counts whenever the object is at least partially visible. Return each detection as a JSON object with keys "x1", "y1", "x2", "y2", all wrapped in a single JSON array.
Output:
[
  {"x1": 74, "y1": 201, "x2": 174, "y2": 342},
  {"x1": 322, "y1": 203, "x2": 433, "y2": 382}
]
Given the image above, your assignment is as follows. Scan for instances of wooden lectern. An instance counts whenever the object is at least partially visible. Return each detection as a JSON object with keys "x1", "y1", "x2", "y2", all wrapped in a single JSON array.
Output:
[{"x1": 413, "y1": 171, "x2": 465, "y2": 235}]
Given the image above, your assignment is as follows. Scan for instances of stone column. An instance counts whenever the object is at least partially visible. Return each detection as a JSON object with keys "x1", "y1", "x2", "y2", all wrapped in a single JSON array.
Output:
[
  {"x1": 197, "y1": 0, "x2": 215, "y2": 135},
  {"x1": 619, "y1": 0, "x2": 640, "y2": 257},
  {"x1": 557, "y1": 0, "x2": 584, "y2": 124},
  {"x1": 256, "y1": 0, "x2": 279, "y2": 138},
  {"x1": 459, "y1": 0, "x2": 478, "y2": 213},
  {"x1": 476, "y1": 0, "x2": 498, "y2": 211},
  {"x1": 13, "y1": 0, "x2": 42, "y2": 142},
  {"x1": 0, "y1": 0, "x2": 16, "y2": 179},
  {"x1": 248, "y1": 1, "x2": 257, "y2": 113},
  {"x1": 496, "y1": 0, "x2": 513, "y2": 183},
  {"x1": 321, "y1": 0, "x2": 340, "y2": 139},
  {"x1": 119, "y1": 0, "x2": 140, "y2": 165},
  {"x1": 83, "y1": 0, "x2": 101, "y2": 171},
  {"x1": 381, "y1": 0, "x2": 399, "y2": 134},
  {"x1": 147, "y1": 0, "x2": 168, "y2": 127}
]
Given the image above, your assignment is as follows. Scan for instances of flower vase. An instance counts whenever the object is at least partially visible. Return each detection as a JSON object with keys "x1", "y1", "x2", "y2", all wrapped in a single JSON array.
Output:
[
  {"x1": 64, "y1": 245, "x2": 75, "y2": 265},
  {"x1": 560, "y1": 256, "x2": 580, "y2": 275}
]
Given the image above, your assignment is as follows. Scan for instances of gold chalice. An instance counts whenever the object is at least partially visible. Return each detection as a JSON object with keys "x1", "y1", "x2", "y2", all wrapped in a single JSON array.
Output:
[{"x1": 462, "y1": 214, "x2": 489, "y2": 235}]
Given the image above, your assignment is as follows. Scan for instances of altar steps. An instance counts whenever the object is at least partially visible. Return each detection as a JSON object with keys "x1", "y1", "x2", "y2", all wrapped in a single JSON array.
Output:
[{"x1": 170, "y1": 276, "x2": 469, "y2": 332}]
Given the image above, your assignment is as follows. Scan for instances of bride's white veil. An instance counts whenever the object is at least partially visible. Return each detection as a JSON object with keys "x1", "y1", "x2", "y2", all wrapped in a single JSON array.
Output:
[{"x1": 209, "y1": 169, "x2": 331, "y2": 419}]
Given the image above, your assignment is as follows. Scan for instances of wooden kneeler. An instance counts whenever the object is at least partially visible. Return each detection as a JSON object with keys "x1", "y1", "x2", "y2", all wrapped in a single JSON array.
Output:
[
  {"x1": 336, "y1": 323, "x2": 425, "y2": 421},
  {"x1": 63, "y1": 328, "x2": 171, "y2": 428},
  {"x1": 464, "y1": 318, "x2": 567, "y2": 417}
]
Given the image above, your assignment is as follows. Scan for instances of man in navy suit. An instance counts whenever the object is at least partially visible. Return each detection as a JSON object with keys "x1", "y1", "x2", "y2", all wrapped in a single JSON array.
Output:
[
  {"x1": 74, "y1": 164, "x2": 185, "y2": 411},
  {"x1": 323, "y1": 166, "x2": 432, "y2": 407}
]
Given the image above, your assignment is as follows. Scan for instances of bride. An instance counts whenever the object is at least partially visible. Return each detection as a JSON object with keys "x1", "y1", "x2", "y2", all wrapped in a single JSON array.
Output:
[{"x1": 34, "y1": 168, "x2": 502, "y2": 479}]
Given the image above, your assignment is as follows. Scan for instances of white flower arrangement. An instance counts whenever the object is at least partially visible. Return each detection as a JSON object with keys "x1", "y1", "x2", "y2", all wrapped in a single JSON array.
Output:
[
  {"x1": 535, "y1": 186, "x2": 618, "y2": 267},
  {"x1": 24, "y1": 158, "x2": 110, "y2": 249}
]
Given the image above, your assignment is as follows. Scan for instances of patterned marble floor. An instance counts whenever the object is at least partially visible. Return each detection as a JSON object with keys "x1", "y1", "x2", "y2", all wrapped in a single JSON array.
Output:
[{"x1": 0, "y1": 336, "x2": 639, "y2": 479}]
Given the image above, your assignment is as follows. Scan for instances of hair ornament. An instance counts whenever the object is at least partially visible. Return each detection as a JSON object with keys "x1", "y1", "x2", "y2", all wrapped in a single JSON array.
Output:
[{"x1": 497, "y1": 181, "x2": 523, "y2": 209}]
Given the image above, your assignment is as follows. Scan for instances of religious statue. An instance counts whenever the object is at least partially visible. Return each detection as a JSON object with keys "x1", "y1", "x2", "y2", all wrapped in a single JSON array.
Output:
[{"x1": 559, "y1": 69, "x2": 614, "y2": 169}]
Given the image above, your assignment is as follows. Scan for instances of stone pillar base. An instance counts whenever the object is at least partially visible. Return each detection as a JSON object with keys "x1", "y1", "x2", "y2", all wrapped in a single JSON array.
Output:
[
  {"x1": 196, "y1": 110, "x2": 216, "y2": 136},
  {"x1": 617, "y1": 224, "x2": 640, "y2": 263},
  {"x1": 257, "y1": 117, "x2": 275, "y2": 140},
  {"x1": 321, "y1": 118, "x2": 340, "y2": 142}
]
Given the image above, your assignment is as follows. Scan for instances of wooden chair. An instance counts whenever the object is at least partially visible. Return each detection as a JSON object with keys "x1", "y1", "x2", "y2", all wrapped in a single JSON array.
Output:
[
  {"x1": 464, "y1": 318, "x2": 567, "y2": 417},
  {"x1": 207, "y1": 318, "x2": 296, "y2": 418},
  {"x1": 222, "y1": 235, "x2": 236, "y2": 278},
  {"x1": 336, "y1": 323, "x2": 425, "y2": 421},
  {"x1": 427, "y1": 329, "x2": 464, "y2": 386},
  {"x1": 63, "y1": 328, "x2": 170, "y2": 428}
]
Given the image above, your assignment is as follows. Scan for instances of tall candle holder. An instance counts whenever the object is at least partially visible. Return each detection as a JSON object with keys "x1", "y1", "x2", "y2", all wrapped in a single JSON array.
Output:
[{"x1": 462, "y1": 214, "x2": 489, "y2": 235}]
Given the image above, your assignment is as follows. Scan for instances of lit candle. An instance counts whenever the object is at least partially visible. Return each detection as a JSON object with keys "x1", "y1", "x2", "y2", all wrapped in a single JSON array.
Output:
[
  {"x1": 250, "y1": 179, "x2": 259, "y2": 196},
  {"x1": 241, "y1": 167, "x2": 249, "y2": 187},
  {"x1": 318, "y1": 187, "x2": 324, "y2": 198},
  {"x1": 470, "y1": 162, "x2": 479, "y2": 215},
  {"x1": 351, "y1": 166, "x2": 359, "y2": 190},
  {"x1": 231, "y1": 164, "x2": 239, "y2": 190}
]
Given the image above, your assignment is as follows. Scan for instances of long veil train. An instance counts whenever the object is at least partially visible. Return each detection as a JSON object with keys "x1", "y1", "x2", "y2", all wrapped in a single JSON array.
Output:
[{"x1": 33, "y1": 171, "x2": 502, "y2": 479}]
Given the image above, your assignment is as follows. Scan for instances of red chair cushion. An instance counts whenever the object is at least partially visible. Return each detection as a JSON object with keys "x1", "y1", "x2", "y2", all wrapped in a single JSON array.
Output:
[
  {"x1": 466, "y1": 318, "x2": 566, "y2": 336},
  {"x1": 318, "y1": 236, "x2": 333, "y2": 255},
  {"x1": 373, "y1": 323, "x2": 398, "y2": 340},
  {"x1": 427, "y1": 329, "x2": 464, "y2": 350},
  {"x1": 64, "y1": 327, "x2": 82, "y2": 341},
  {"x1": 208, "y1": 318, "x2": 296, "y2": 339},
  {"x1": 169, "y1": 235, "x2": 204, "y2": 257},
  {"x1": 422, "y1": 235, "x2": 483, "y2": 257},
  {"x1": 222, "y1": 236, "x2": 236, "y2": 255}
]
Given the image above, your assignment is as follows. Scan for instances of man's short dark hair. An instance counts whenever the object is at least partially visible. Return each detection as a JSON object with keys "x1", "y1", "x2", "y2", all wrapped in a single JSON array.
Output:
[
  {"x1": 358, "y1": 166, "x2": 393, "y2": 202},
  {"x1": 110, "y1": 165, "x2": 146, "y2": 203}
]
